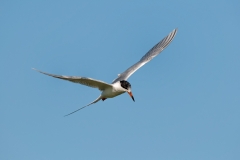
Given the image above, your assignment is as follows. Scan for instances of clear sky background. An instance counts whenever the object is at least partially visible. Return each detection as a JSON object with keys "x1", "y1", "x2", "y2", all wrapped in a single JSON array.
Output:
[{"x1": 1, "y1": 0, "x2": 240, "y2": 159}]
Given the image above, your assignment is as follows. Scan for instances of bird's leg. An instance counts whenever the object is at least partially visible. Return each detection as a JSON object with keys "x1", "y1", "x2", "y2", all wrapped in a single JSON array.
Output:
[{"x1": 102, "y1": 98, "x2": 107, "y2": 101}]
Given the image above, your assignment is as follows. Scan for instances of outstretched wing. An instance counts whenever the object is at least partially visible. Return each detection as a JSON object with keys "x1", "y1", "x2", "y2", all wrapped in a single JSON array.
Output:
[
  {"x1": 112, "y1": 28, "x2": 177, "y2": 83},
  {"x1": 33, "y1": 68, "x2": 112, "y2": 91}
]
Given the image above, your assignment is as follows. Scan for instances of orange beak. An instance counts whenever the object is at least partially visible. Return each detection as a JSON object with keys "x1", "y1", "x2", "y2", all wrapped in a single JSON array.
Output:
[{"x1": 128, "y1": 91, "x2": 135, "y2": 102}]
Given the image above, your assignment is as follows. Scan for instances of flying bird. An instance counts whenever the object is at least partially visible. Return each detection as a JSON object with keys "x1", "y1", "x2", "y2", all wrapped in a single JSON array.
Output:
[{"x1": 33, "y1": 28, "x2": 177, "y2": 116}]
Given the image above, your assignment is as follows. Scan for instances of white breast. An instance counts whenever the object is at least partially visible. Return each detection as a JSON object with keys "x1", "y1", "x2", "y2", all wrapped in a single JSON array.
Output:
[{"x1": 101, "y1": 81, "x2": 126, "y2": 98}]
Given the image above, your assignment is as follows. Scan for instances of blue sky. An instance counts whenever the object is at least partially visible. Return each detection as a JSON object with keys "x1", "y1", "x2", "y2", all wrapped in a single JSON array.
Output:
[{"x1": 1, "y1": 0, "x2": 240, "y2": 159}]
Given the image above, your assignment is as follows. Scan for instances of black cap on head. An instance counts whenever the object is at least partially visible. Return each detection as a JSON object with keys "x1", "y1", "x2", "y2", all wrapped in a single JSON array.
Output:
[{"x1": 120, "y1": 80, "x2": 131, "y2": 90}]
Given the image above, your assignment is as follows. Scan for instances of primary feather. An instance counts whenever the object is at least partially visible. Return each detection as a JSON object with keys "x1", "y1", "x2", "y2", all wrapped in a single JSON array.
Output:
[
  {"x1": 32, "y1": 68, "x2": 112, "y2": 91},
  {"x1": 112, "y1": 28, "x2": 177, "y2": 83}
]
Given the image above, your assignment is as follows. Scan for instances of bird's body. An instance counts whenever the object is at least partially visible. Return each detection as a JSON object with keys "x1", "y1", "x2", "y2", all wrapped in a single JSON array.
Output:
[
  {"x1": 101, "y1": 81, "x2": 125, "y2": 98},
  {"x1": 33, "y1": 28, "x2": 177, "y2": 116}
]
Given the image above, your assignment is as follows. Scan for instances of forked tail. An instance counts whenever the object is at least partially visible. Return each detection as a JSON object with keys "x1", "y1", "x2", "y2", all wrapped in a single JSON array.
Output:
[{"x1": 64, "y1": 96, "x2": 102, "y2": 117}]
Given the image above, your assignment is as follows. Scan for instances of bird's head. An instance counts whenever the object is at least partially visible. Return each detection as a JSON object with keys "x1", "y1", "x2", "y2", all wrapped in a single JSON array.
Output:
[{"x1": 120, "y1": 80, "x2": 135, "y2": 102}]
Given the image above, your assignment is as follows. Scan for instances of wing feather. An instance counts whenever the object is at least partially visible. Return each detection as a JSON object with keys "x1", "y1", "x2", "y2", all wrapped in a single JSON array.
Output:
[
  {"x1": 112, "y1": 28, "x2": 177, "y2": 83},
  {"x1": 33, "y1": 68, "x2": 112, "y2": 91}
]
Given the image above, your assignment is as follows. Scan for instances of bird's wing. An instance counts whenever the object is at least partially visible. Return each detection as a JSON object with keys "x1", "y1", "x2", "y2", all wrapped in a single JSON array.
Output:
[
  {"x1": 33, "y1": 68, "x2": 112, "y2": 91},
  {"x1": 112, "y1": 28, "x2": 177, "y2": 83},
  {"x1": 64, "y1": 96, "x2": 102, "y2": 116}
]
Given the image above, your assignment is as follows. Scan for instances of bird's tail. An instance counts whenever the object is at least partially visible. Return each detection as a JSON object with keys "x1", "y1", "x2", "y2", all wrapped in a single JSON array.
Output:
[{"x1": 64, "y1": 95, "x2": 102, "y2": 117}]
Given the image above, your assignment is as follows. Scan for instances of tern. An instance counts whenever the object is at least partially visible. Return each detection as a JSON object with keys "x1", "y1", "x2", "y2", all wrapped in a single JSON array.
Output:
[{"x1": 33, "y1": 28, "x2": 177, "y2": 116}]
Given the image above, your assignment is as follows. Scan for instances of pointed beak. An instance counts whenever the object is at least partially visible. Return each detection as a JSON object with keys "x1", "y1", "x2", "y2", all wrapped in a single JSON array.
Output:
[{"x1": 128, "y1": 91, "x2": 135, "y2": 102}]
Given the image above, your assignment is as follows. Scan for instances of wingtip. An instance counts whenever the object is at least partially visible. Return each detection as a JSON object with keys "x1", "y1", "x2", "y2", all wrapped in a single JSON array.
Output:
[
  {"x1": 32, "y1": 68, "x2": 46, "y2": 75},
  {"x1": 173, "y1": 28, "x2": 178, "y2": 32},
  {"x1": 32, "y1": 68, "x2": 38, "y2": 71},
  {"x1": 64, "y1": 114, "x2": 70, "y2": 117},
  {"x1": 32, "y1": 68, "x2": 42, "y2": 73},
  {"x1": 169, "y1": 28, "x2": 178, "y2": 37}
]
